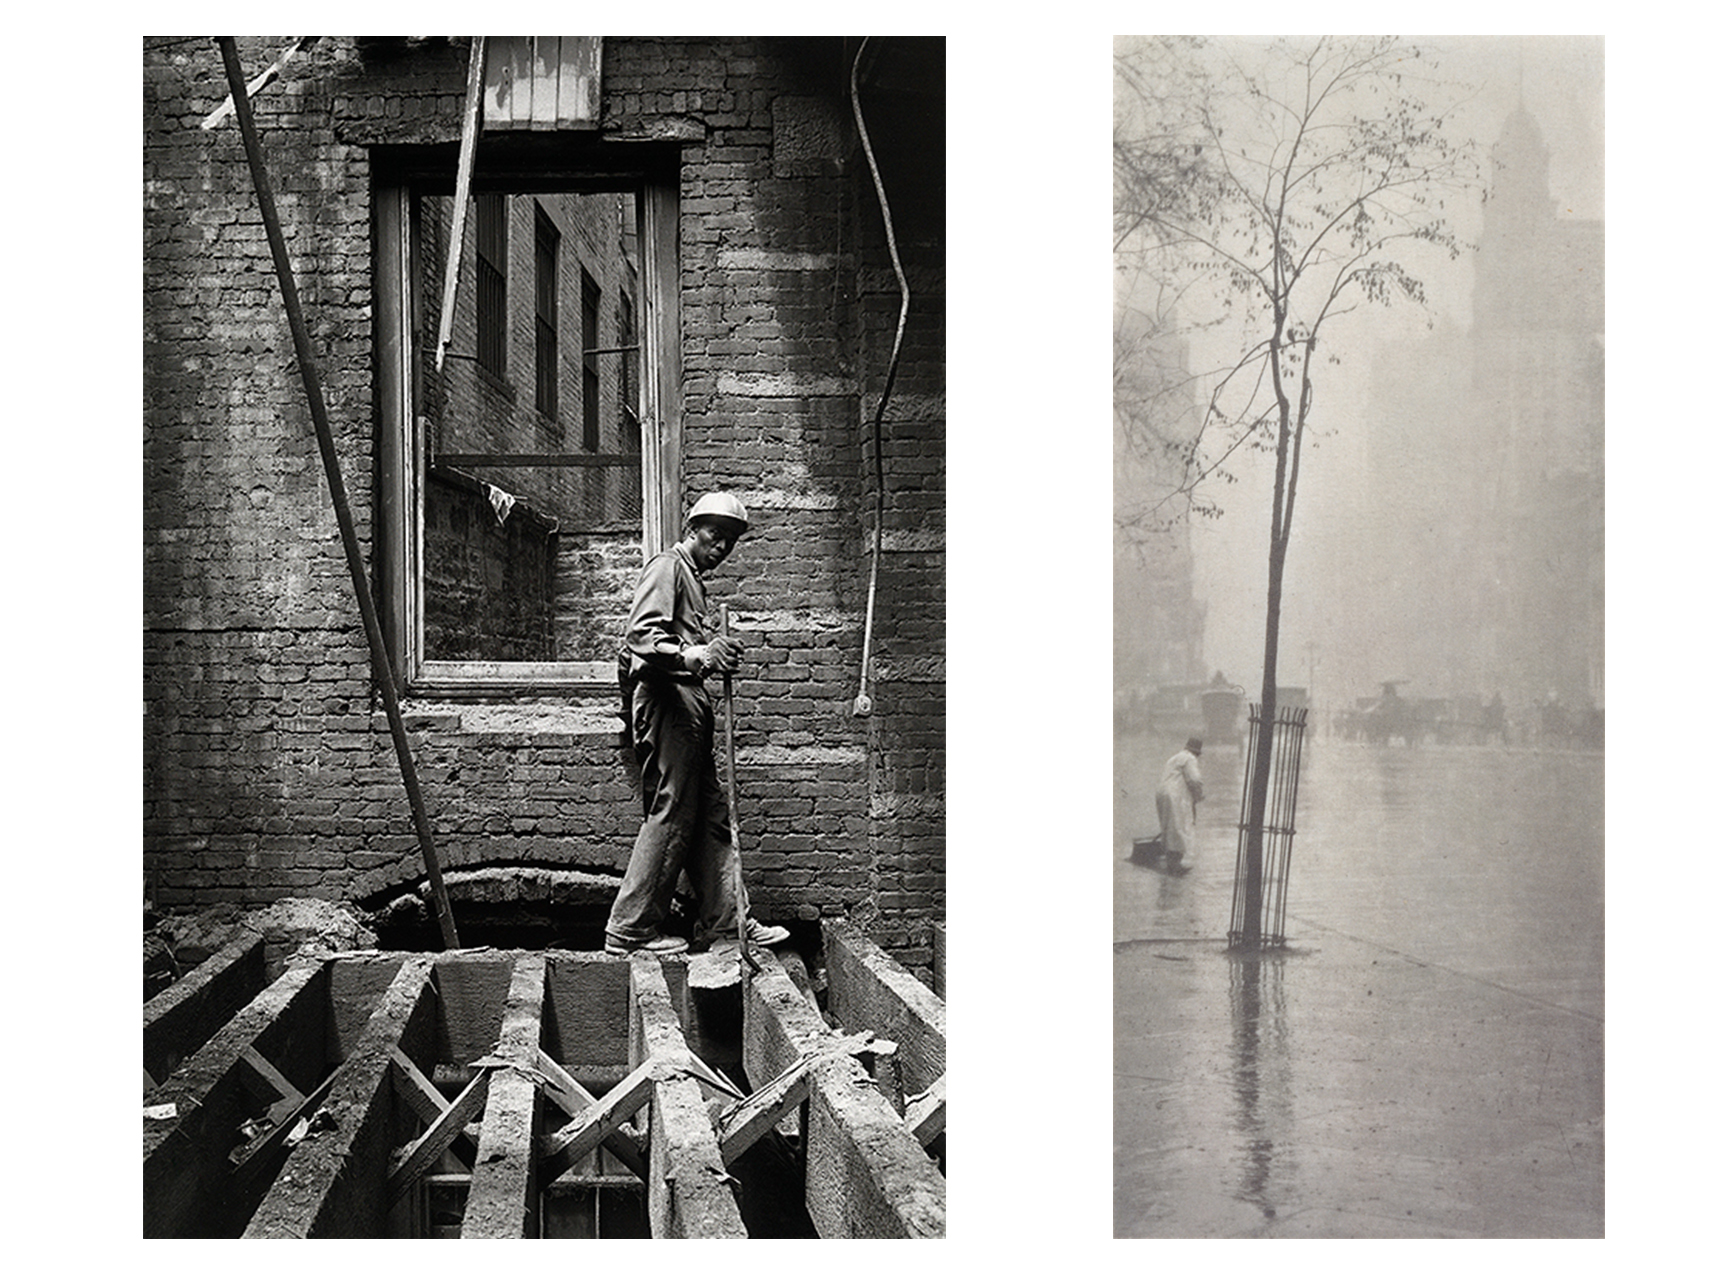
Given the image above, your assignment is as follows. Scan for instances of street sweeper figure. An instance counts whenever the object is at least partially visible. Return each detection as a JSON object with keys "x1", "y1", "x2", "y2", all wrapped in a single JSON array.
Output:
[{"x1": 1155, "y1": 737, "x2": 1205, "y2": 875}]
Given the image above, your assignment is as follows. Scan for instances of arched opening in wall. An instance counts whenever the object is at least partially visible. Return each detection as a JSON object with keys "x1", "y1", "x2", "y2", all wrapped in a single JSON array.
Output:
[{"x1": 362, "y1": 866, "x2": 818, "y2": 966}]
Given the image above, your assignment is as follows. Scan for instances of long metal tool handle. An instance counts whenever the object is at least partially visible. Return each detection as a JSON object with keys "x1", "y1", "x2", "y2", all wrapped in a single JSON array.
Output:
[
  {"x1": 720, "y1": 605, "x2": 759, "y2": 971},
  {"x1": 216, "y1": 38, "x2": 459, "y2": 950}
]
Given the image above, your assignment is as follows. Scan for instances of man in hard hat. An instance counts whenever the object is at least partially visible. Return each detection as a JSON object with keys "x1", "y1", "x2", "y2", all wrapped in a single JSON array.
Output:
[
  {"x1": 605, "y1": 492, "x2": 792, "y2": 955},
  {"x1": 1155, "y1": 737, "x2": 1204, "y2": 875}
]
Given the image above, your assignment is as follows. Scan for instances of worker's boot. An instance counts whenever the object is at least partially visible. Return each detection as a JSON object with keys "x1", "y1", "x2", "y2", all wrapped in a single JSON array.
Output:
[{"x1": 1165, "y1": 852, "x2": 1188, "y2": 876}]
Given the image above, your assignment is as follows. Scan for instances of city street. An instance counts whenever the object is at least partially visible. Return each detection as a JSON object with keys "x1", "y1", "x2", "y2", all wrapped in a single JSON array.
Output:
[{"x1": 1114, "y1": 729, "x2": 1604, "y2": 1237}]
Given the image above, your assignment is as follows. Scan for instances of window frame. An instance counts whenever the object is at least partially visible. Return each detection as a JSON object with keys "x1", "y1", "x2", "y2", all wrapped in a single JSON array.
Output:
[{"x1": 374, "y1": 145, "x2": 682, "y2": 697}]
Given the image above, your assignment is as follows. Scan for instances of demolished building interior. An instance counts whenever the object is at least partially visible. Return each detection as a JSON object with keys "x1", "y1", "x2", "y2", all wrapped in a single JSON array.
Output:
[{"x1": 144, "y1": 35, "x2": 946, "y2": 1239}]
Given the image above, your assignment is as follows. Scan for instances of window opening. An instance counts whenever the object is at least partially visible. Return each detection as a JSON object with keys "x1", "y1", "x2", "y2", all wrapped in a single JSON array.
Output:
[
  {"x1": 376, "y1": 155, "x2": 682, "y2": 695},
  {"x1": 535, "y1": 205, "x2": 560, "y2": 422},
  {"x1": 475, "y1": 195, "x2": 507, "y2": 379},
  {"x1": 581, "y1": 270, "x2": 602, "y2": 452},
  {"x1": 618, "y1": 291, "x2": 639, "y2": 451}
]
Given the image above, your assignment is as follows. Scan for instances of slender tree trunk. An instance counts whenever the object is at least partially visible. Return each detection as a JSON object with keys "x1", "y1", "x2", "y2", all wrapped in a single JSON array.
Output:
[{"x1": 1241, "y1": 326, "x2": 1298, "y2": 946}]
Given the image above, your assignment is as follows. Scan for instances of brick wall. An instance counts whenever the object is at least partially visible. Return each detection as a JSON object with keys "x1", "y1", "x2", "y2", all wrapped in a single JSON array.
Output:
[{"x1": 143, "y1": 36, "x2": 945, "y2": 973}]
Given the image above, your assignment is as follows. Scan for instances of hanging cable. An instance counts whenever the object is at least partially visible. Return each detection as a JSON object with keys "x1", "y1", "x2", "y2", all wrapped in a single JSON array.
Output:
[{"x1": 849, "y1": 36, "x2": 910, "y2": 717}]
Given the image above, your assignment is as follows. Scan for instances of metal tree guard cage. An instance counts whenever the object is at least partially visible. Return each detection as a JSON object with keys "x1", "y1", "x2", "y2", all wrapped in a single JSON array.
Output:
[{"x1": 1228, "y1": 705, "x2": 1309, "y2": 949}]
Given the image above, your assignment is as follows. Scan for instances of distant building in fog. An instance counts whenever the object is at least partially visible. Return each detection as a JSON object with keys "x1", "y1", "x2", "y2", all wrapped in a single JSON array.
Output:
[
  {"x1": 1114, "y1": 322, "x2": 1207, "y2": 716},
  {"x1": 1355, "y1": 104, "x2": 1603, "y2": 716}
]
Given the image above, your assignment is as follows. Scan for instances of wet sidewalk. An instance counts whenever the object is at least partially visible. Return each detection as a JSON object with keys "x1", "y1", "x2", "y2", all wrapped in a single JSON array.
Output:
[{"x1": 1113, "y1": 740, "x2": 1604, "y2": 1238}]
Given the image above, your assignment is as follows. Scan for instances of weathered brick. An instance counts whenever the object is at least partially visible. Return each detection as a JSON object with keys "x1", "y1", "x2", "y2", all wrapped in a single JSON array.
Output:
[{"x1": 144, "y1": 36, "x2": 943, "y2": 958}]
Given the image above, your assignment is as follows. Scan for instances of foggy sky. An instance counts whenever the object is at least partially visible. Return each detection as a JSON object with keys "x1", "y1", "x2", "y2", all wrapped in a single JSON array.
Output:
[{"x1": 1152, "y1": 36, "x2": 1605, "y2": 698}]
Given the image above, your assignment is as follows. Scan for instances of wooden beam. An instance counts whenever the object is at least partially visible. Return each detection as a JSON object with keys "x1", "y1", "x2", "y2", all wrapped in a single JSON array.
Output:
[
  {"x1": 227, "y1": 1069, "x2": 340, "y2": 1196},
  {"x1": 244, "y1": 957, "x2": 437, "y2": 1237},
  {"x1": 533, "y1": 1048, "x2": 648, "y2": 1180},
  {"x1": 434, "y1": 36, "x2": 486, "y2": 373},
  {"x1": 241, "y1": 1045, "x2": 306, "y2": 1128},
  {"x1": 824, "y1": 921, "x2": 946, "y2": 1112},
  {"x1": 630, "y1": 956, "x2": 748, "y2": 1237},
  {"x1": 143, "y1": 960, "x2": 328, "y2": 1238},
  {"x1": 387, "y1": 1045, "x2": 482, "y2": 1165},
  {"x1": 903, "y1": 1075, "x2": 946, "y2": 1147},
  {"x1": 144, "y1": 931, "x2": 267, "y2": 1088},
  {"x1": 538, "y1": 1062, "x2": 654, "y2": 1186},
  {"x1": 715, "y1": 1032, "x2": 891, "y2": 1166},
  {"x1": 387, "y1": 1068, "x2": 491, "y2": 1205},
  {"x1": 462, "y1": 954, "x2": 549, "y2": 1238},
  {"x1": 743, "y1": 950, "x2": 944, "y2": 1238},
  {"x1": 714, "y1": 1058, "x2": 812, "y2": 1166}
]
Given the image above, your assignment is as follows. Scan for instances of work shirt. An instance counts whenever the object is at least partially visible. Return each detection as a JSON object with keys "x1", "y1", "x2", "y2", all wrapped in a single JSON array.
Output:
[{"x1": 623, "y1": 543, "x2": 713, "y2": 681}]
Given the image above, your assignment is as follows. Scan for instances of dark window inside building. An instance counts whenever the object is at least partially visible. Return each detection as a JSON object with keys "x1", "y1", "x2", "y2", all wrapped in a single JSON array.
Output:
[
  {"x1": 581, "y1": 270, "x2": 601, "y2": 452},
  {"x1": 476, "y1": 194, "x2": 507, "y2": 378},
  {"x1": 535, "y1": 206, "x2": 560, "y2": 421}
]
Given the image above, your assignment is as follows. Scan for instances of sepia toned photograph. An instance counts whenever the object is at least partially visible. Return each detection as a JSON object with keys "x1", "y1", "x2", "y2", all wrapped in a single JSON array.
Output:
[
  {"x1": 142, "y1": 36, "x2": 944, "y2": 1238},
  {"x1": 1113, "y1": 35, "x2": 1603, "y2": 1237}
]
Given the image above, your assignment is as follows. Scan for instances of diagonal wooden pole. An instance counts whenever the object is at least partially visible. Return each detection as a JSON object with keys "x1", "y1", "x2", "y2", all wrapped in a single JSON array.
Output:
[
  {"x1": 435, "y1": 36, "x2": 486, "y2": 373},
  {"x1": 215, "y1": 38, "x2": 460, "y2": 950}
]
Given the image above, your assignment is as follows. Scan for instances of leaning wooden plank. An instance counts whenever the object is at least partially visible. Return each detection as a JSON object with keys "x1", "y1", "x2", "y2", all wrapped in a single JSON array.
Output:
[
  {"x1": 240, "y1": 1045, "x2": 307, "y2": 1129},
  {"x1": 824, "y1": 920, "x2": 947, "y2": 1109},
  {"x1": 386, "y1": 1068, "x2": 491, "y2": 1205},
  {"x1": 714, "y1": 1056, "x2": 812, "y2": 1166},
  {"x1": 434, "y1": 36, "x2": 486, "y2": 374},
  {"x1": 903, "y1": 1074, "x2": 947, "y2": 1147},
  {"x1": 227, "y1": 1068, "x2": 340, "y2": 1201},
  {"x1": 143, "y1": 960, "x2": 327, "y2": 1238},
  {"x1": 461, "y1": 954, "x2": 548, "y2": 1238},
  {"x1": 244, "y1": 957, "x2": 437, "y2": 1238},
  {"x1": 388, "y1": 1045, "x2": 482, "y2": 1165},
  {"x1": 533, "y1": 1047, "x2": 649, "y2": 1180},
  {"x1": 144, "y1": 931, "x2": 267, "y2": 1088},
  {"x1": 630, "y1": 955, "x2": 748, "y2": 1237},
  {"x1": 744, "y1": 951, "x2": 945, "y2": 1238},
  {"x1": 538, "y1": 1061, "x2": 653, "y2": 1185}
]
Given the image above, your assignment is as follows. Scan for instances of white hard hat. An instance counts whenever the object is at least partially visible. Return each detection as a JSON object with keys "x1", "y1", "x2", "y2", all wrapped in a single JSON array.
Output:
[{"x1": 687, "y1": 491, "x2": 749, "y2": 532}]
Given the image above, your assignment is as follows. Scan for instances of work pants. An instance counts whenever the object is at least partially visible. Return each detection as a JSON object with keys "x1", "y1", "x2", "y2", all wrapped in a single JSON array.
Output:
[{"x1": 605, "y1": 676, "x2": 747, "y2": 947}]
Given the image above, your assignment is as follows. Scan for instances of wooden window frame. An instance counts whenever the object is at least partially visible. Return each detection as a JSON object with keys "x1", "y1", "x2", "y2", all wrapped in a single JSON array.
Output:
[{"x1": 374, "y1": 147, "x2": 682, "y2": 696}]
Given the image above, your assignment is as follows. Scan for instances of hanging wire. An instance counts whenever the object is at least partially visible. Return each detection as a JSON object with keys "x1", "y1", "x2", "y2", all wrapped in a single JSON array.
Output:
[{"x1": 848, "y1": 35, "x2": 910, "y2": 717}]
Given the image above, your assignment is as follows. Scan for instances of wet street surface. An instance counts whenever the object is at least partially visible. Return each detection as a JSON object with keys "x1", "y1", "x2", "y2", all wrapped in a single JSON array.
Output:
[{"x1": 1114, "y1": 732, "x2": 1603, "y2": 1237}]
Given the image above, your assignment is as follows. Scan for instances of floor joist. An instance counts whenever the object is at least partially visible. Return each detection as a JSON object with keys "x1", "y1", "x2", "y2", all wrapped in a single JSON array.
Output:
[
  {"x1": 824, "y1": 922, "x2": 947, "y2": 1112},
  {"x1": 630, "y1": 955, "x2": 748, "y2": 1238},
  {"x1": 144, "y1": 943, "x2": 945, "y2": 1238},
  {"x1": 145, "y1": 932, "x2": 268, "y2": 1092},
  {"x1": 743, "y1": 950, "x2": 946, "y2": 1237},
  {"x1": 244, "y1": 957, "x2": 437, "y2": 1237},
  {"x1": 144, "y1": 959, "x2": 328, "y2": 1238},
  {"x1": 460, "y1": 953, "x2": 548, "y2": 1238}
]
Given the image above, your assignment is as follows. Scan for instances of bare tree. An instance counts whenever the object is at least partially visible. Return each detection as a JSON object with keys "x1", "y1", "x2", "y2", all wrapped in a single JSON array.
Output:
[{"x1": 1113, "y1": 35, "x2": 1481, "y2": 943}]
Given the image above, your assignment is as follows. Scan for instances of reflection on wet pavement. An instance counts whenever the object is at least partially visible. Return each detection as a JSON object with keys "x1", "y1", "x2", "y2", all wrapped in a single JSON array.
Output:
[{"x1": 1114, "y1": 734, "x2": 1603, "y2": 1237}]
